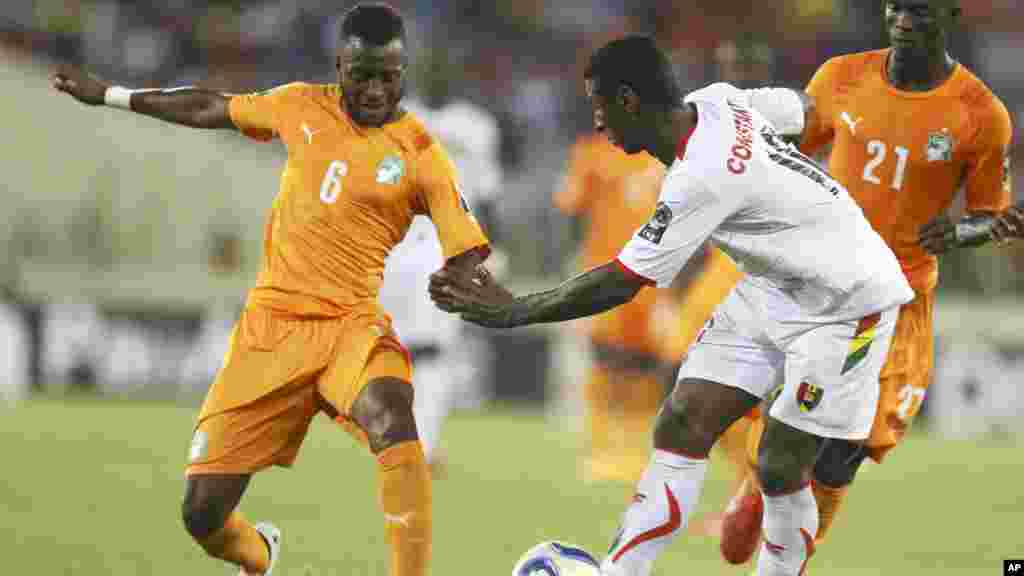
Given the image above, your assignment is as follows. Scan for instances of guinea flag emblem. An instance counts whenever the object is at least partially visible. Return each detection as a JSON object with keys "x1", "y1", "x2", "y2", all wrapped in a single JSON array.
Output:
[
  {"x1": 841, "y1": 312, "x2": 881, "y2": 375},
  {"x1": 797, "y1": 382, "x2": 823, "y2": 412}
]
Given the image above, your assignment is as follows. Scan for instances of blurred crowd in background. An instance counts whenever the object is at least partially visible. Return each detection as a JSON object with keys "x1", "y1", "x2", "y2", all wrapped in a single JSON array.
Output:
[{"x1": 3, "y1": 1, "x2": 1024, "y2": 283}]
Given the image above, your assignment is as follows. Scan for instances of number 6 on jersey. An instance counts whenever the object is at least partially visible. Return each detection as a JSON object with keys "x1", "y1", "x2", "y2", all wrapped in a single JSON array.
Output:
[{"x1": 320, "y1": 160, "x2": 348, "y2": 204}]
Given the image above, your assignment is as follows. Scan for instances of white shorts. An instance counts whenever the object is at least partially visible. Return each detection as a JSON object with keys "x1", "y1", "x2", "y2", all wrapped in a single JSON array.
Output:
[{"x1": 679, "y1": 284, "x2": 898, "y2": 440}]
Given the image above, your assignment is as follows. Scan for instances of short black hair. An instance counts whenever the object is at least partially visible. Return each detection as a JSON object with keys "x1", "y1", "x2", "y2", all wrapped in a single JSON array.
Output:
[
  {"x1": 585, "y1": 35, "x2": 682, "y2": 111},
  {"x1": 341, "y1": 2, "x2": 406, "y2": 46}
]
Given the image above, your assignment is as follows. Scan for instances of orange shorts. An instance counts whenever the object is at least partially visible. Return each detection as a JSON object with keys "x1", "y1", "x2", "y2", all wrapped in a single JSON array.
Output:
[
  {"x1": 186, "y1": 310, "x2": 411, "y2": 476},
  {"x1": 865, "y1": 290, "x2": 934, "y2": 462}
]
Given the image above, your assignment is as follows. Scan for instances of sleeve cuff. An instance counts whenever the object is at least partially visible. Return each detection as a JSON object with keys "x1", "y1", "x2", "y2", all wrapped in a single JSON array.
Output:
[
  {"x1": 446, "y1": 243, "x2": 492, "y2": 264},
  {"x1": 614, "y1": 258, "x2": 656, "y2": 287}
]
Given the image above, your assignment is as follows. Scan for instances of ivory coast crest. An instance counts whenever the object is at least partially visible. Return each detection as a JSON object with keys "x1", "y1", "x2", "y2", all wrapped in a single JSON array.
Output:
[{"x1": 926, "y1": 129, "x2": 954, "y2": 163}]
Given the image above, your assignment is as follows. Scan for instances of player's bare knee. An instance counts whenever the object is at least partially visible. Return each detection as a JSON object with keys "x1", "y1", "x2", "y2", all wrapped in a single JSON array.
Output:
[
  {"x1": 813, "y1": 439, "x2": 866, "y2": 488},
  {"x1": 352, "y1": 377, "x2": 417, "y2": 453},
  {"x1": 182, "y1": 493, "x2": 230, "y2": 542},
  {"x1": 654, "y1": 386, "x2": 715, "y2": 453},
  {"x1": 181, "y1": 474, "x2": 248, "y2": 542}
]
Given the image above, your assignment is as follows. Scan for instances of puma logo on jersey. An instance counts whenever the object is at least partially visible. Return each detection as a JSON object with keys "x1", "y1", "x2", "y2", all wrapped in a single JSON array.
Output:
[
  {"x1": 840, "y1": 112, "x2": 863, "y2": 135},
  {"x1": 301, "y1": 122, "x2": 322, "y2": 144}
]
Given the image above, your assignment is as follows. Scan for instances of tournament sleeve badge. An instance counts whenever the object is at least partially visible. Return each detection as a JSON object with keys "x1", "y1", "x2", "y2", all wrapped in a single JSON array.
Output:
[
  {"x1": 925, "y1": 129, "x2": 954, "y2": 163},
  {"x1": 639, "y1": 202, "x2": 672, "y2": 244}
]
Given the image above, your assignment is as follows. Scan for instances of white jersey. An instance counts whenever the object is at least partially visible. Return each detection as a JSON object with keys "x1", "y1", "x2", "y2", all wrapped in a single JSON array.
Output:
[
  {"x1": 380, "y1": 98, "x2": 503, "y2": 346},
  {"x1": 618, "y1": 83, "x2": 913, "y2": 322}
]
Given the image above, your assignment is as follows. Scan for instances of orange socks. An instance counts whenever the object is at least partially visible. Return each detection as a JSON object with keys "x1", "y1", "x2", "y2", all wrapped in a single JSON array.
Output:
[
  {"x1": 812, "y1": 481, "x2": 848, "y2": 544},
  {"x1": 197, "y1": 511, "x2": 270, "y2": 575},
  {"x1": 378, "y1": 441, "x2": 432, "y2": 576}
]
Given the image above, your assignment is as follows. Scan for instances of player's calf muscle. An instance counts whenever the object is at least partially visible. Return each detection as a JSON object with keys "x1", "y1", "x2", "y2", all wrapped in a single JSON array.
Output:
[
  {"x1": 757, "y1": 419, "x2": 819, "y2": 495},
  {"x1": 813, "y1": 439, "x2": 867, "y2": 487}
]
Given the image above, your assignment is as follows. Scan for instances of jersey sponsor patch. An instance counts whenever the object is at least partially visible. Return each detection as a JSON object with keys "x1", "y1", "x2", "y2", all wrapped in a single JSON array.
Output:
[
  {"x1": 796, "y1": 382, "x2": 823, "y2": 412},
  {"x1": 376, "y1": 155, "x2": 405, "y2": 185},
  {"x1": 926, "y1": 130, "x2": 954, "y2": 163},
  {"x1": 638, "y1": 202, "x2": 672, "y2": 244}
]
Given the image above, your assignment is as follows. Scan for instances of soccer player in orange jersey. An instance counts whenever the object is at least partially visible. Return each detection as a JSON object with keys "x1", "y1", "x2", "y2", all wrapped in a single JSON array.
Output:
[
  {"x1": 556, "y1": 133, "x2": 672, "y2": 484},
  {"x1": 555, "y1": 134, "x2": 744, "y2": 486},
  {"x1": 53, "y1": 4, "x2": 489, "y2": 576},
  {"x1": 719, "y1": 0, "x2": 1013, "y2": 566}
]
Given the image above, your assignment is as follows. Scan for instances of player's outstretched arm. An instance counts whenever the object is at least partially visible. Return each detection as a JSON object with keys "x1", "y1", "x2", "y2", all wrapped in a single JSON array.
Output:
[
  {"x1": 53, "y1": 66, "x2": 233, "y2": 130},
  {"x1": 429, "y1": 261, "x2": 645, "y2": 329}
]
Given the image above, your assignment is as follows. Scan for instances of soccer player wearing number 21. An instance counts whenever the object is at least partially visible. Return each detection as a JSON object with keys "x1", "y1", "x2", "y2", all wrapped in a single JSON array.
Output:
[
  {"x1": 53, "y1": 4, "x2": 489, "y2": 576},
  {"x1": 721, "y1": 0, "x2": 1013, "y2": 567},
  {"x1": 431, "y1": 35, "x2": 913, "y2": 576}
]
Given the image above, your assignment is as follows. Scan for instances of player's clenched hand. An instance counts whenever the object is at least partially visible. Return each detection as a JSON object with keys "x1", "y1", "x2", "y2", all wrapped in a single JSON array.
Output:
[
  {"x1": 918, "y1": 215, "x2": 957, "y2": 254},
  {"x1": 429, "y1": 265, "x2": 519, "y2": 328},
  {"x1": 919, "y1": 213, "x2": 1007, "y2": 254},
  {"x1": 991, "y1": 205, "x2": 1024, "y2": 244},
  {"x1": 52, "y1": 65, "x2": 109, "y2": 106}
]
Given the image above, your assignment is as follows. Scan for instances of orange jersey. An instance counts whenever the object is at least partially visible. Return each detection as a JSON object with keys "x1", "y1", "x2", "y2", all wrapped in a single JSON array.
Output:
[
  {"x1": 801, "y1": 49, "x2": 1013, "y2": 293},
  {"x1": 555, "y1": 133, "x2": 667, "y2": 353},
  {"x1": 229, "y1": 83, "x2": 489, "y2": 318}
]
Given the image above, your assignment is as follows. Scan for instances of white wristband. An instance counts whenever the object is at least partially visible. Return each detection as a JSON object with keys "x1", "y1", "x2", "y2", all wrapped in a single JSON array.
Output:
[{"x1": 104, "y1": 86, "x2": 134, "y2": 110}]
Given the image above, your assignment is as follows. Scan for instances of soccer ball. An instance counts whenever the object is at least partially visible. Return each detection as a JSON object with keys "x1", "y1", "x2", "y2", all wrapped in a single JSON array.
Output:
[{"x1": 512, "y1": 541, "x2": 602, "y2": 576}]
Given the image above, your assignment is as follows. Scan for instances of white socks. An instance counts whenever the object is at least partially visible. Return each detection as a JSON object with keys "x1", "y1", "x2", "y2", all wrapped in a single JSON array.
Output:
[
  {"x1": 756, "y1": 484, "x2": 818, "y2": 576},
  {"x1": 601, "y1": 450, "x2": 707, "y2": 576}
]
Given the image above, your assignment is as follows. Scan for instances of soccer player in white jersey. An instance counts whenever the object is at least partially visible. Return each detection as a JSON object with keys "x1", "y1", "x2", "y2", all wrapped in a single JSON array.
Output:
[
  {"x1": 430, "y1": 36, "x2": 914, "y2": 576},
  {"x1": 380, "y1": 78, "x2": 504, "y2": 475}
]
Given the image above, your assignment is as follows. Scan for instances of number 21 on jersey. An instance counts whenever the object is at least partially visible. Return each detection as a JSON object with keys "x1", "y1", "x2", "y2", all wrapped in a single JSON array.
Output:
[
  {"x1": 863, "y1": 140, "x2": 909, "y2": 191},
  {"x1": 320, "y1": 160, "x2": 348, "y2": 204}
]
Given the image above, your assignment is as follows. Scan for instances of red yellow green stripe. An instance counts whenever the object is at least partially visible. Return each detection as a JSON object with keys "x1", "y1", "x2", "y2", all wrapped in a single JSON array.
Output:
[{"x1": 841, "y1": 313, "x2": 881, "y2": 375}]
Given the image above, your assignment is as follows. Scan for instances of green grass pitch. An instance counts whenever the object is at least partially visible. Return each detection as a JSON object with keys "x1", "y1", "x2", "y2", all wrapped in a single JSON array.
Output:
[{"x1": 1, "y1": 398, "x2": 1020, "y2": 575}]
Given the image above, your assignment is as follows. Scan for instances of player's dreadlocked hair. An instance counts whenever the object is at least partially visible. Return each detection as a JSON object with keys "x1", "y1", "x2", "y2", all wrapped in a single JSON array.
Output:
[
  {"x1": 584, "y1": 35, "x2": 683, "y2": 111},
  {"x1": 341, "y1": 2, "x2": 406, "y2": 46}
]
